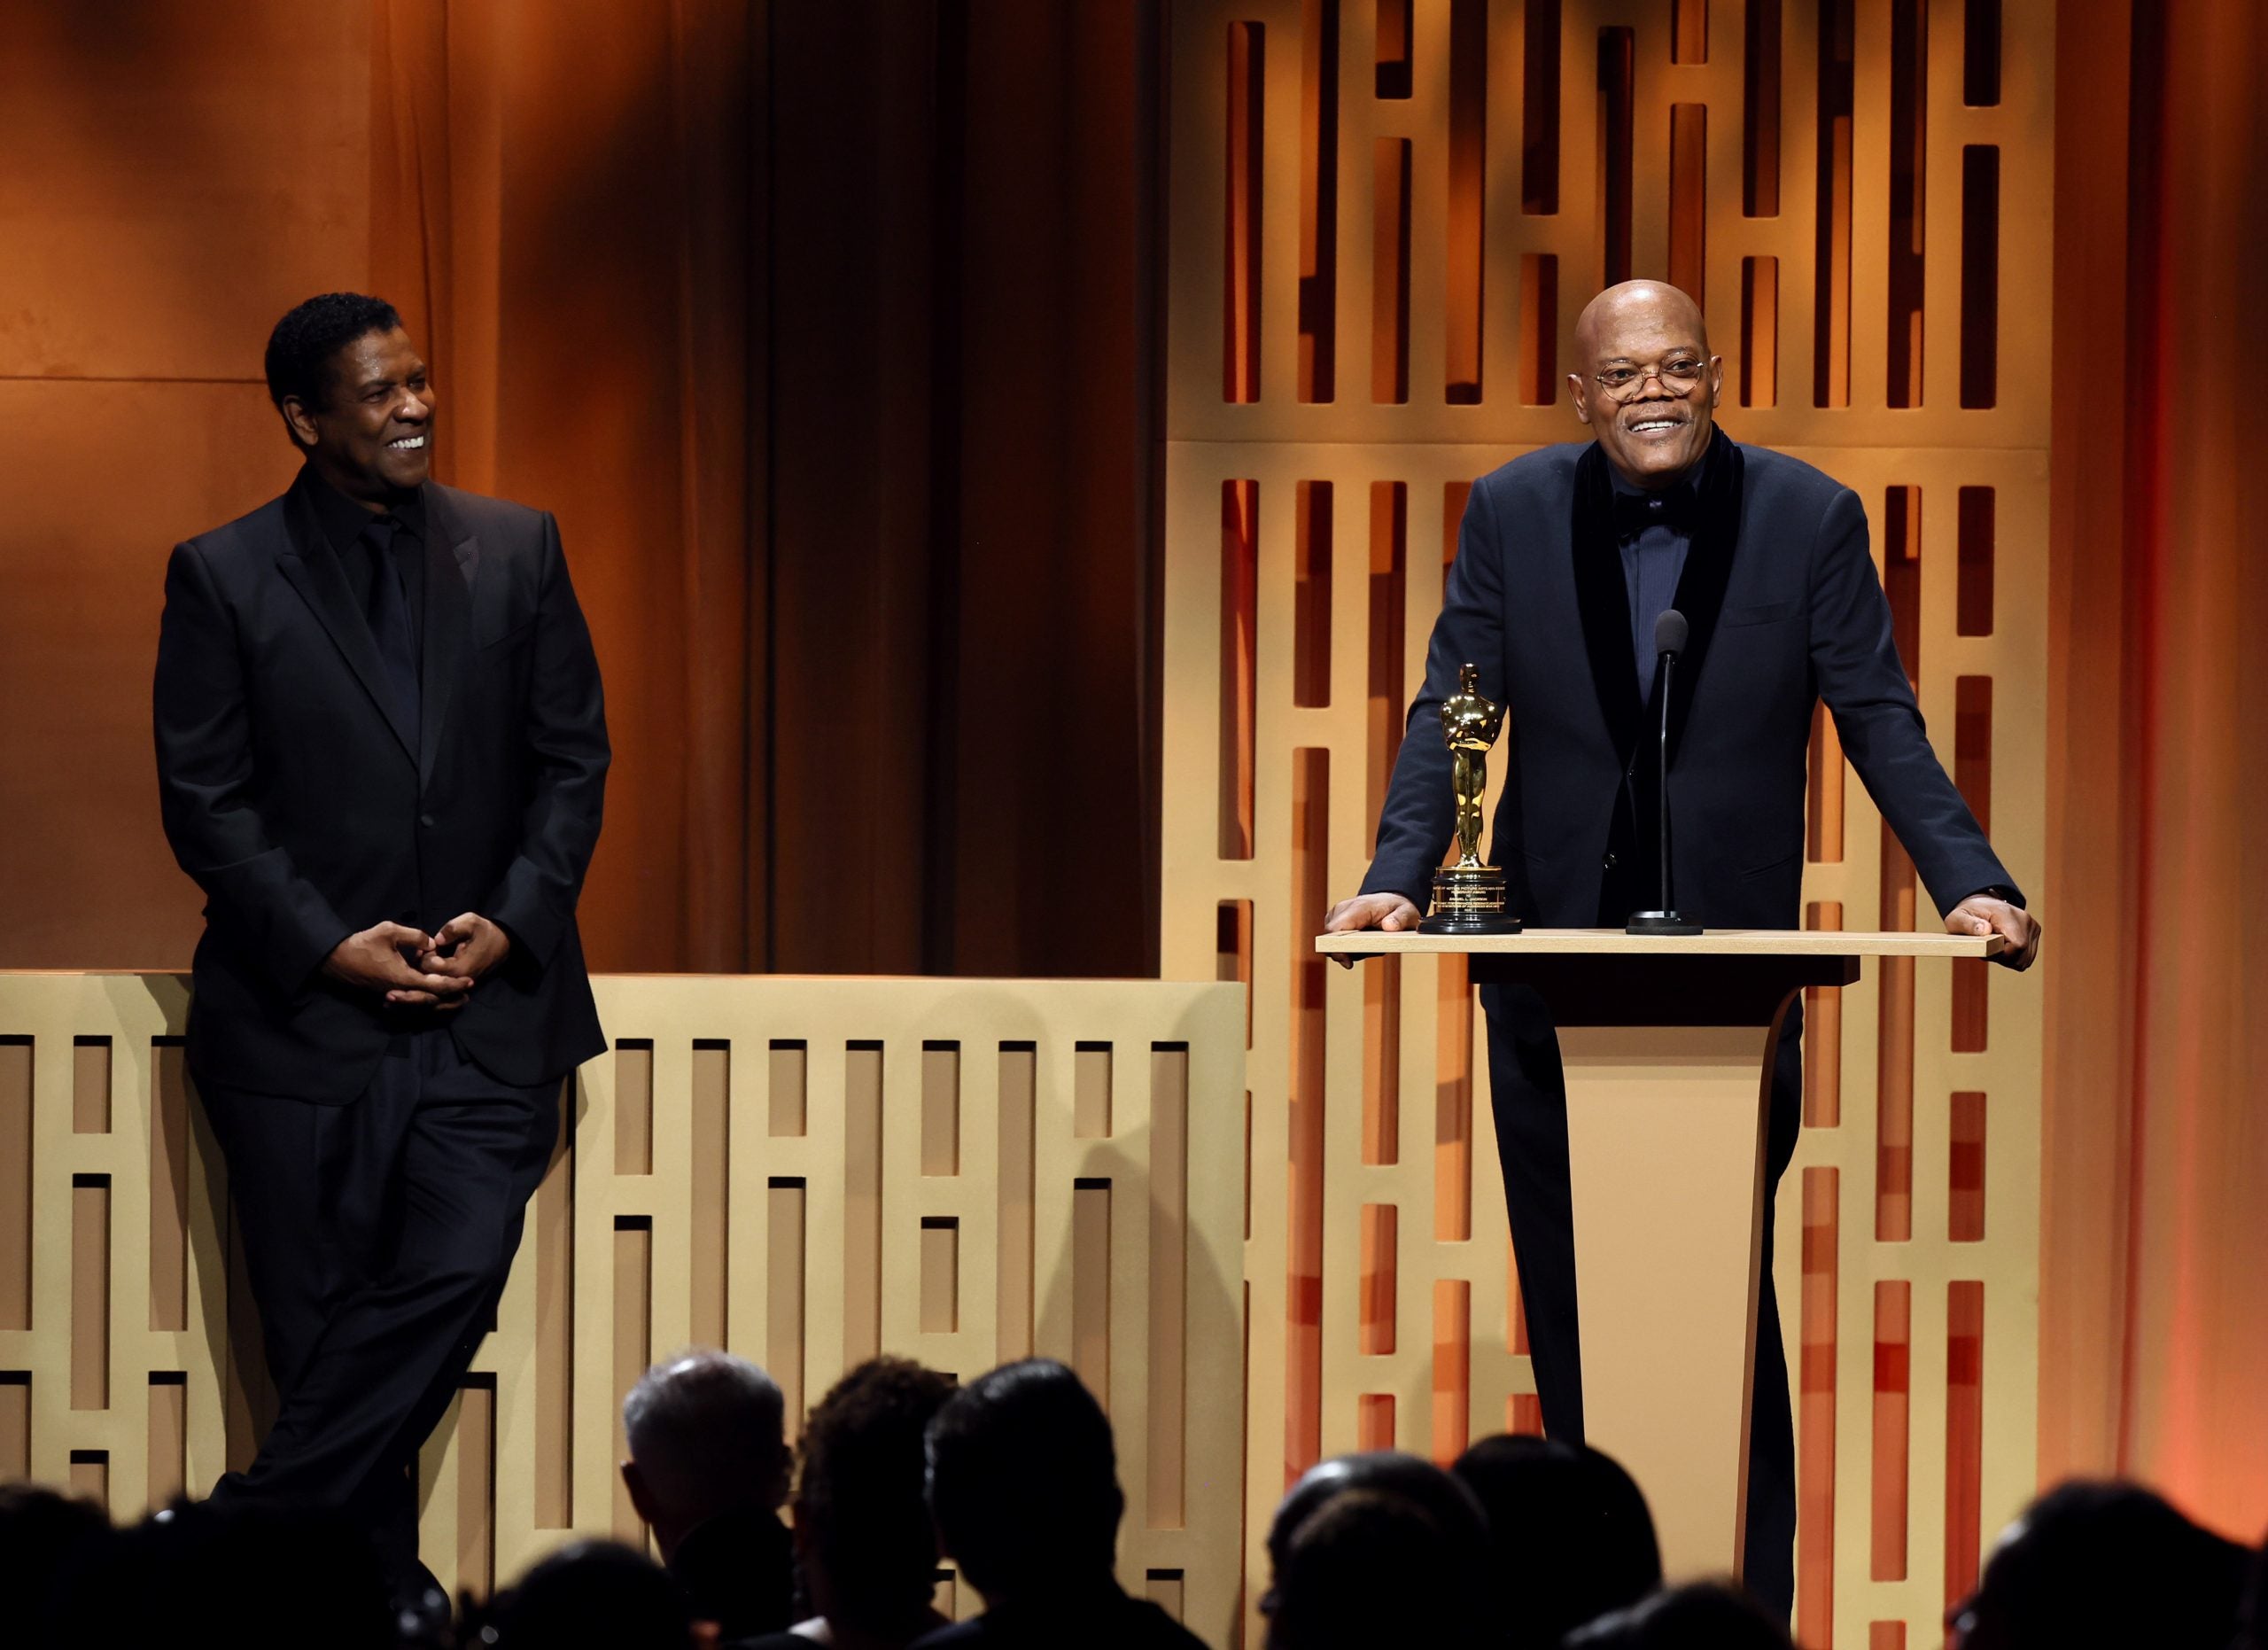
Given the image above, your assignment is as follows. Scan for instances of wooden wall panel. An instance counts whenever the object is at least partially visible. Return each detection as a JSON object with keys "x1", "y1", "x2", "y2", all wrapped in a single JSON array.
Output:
[
  {"x1": 1161, "y1": 4, "x2": 2048, "y2": 1644},
  {"x1": 0, "y1": 382, "x2": 299, "y2": 969},
  {"x1": 0, "y1": 2, "x2": 368, "y2": 971},
  {"x1": 0, "y1": 973, "x2": 1246, "y2": 1648},
  {"x1": 0, "y1": 3, "x2": 370, "y2": 380}
]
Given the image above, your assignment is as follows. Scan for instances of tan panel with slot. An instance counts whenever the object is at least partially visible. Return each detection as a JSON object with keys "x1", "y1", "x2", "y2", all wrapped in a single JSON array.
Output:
[{"x1": 0, "y1": 974, "x2": 1246, "y2": 1647}]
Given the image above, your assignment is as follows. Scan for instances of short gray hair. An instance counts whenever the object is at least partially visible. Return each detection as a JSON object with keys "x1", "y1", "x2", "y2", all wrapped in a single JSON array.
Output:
[{"x1": 622, "y1": 1349, "x2": 787, "y2": 1524}]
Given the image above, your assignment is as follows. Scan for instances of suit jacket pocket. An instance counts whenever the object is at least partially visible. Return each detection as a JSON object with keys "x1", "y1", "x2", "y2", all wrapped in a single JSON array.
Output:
[
  {"x1": 1740, "y1": 849, "x2": 1800, "y2": 880},
  {"x1": 1720, "y1": 599, "x2": 1799, "y2": 627},
  {"x1": 479, "y1": 612, "x2": 535, "y2": 651}
]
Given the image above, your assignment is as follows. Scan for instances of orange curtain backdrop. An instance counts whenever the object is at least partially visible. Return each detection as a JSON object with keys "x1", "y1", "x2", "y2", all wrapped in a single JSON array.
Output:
[
  {"x1": 369, "y1": 0, "x2": 763, "y2": 973},
  {"x1": 368, "y1": 0, "x2": 1160, "y2": 977},
  {"x1": 2044, "y1": 0, "x2": 2268, "y2": 1539},
  {"x1": 0, "y1": 0, "x2": 1157, "y2": 977},
  {"x1": 0, "y1": 2, "x2": 372, "y2": 971}
]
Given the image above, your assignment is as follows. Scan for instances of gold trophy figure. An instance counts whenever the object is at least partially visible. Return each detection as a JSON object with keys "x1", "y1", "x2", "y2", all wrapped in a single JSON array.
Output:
[{"x1": 1418, "y1": 663, "x2": 1523, "y2": 935}]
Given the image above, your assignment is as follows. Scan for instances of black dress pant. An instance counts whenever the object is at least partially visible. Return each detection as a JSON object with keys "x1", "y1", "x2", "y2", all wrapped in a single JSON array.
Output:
[
  {"x1": 1481, "y1": 983, "x2": 1803, "y2": 1619},
  {"x1": 198, "y1": 1028, "x2": 559, "y2": 1592}
]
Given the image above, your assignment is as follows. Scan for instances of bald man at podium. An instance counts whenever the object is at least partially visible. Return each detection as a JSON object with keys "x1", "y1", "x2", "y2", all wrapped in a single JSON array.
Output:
[{"x1": 1322, "y1": 281, "x2": 2039, "y2": 1614}]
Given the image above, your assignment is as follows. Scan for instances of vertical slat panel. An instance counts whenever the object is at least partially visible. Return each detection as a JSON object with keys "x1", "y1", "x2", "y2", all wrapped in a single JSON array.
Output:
[
  {"x1": 146, "y1": 1373, "x2": 186, "y2": 1508},
  {"x1": 148, "y1": 1042, "x2": 189, "y2": 1333},
  {"x1": 767, "y1": 1180, "x2": 807, "y2": 1428},
  {"x1": 0, "y1": 1040, "x2": 30, "y2": 1332},
  {"x1": 1072, "y1": 1179, "x2": 1113, "y2": 1403},
  {"x1": 0, "y1": 1373, "x2": 27, "y2": 1480},
  {"x1": 71, "y1": 1175, "x2": 109, "y2": 1411},
  {"x1": 532, "y1": 1080, "x2": 574, "y2": 1529},
  {"x1": 689, "y1": 1043, "x2": 729, "y2": 1349},
  {"x1": 1147, "y1": 1046, "x2": 1190, "y2": 1529},
  {"x1": 72, "y1": 1039, "x2": 110, "y2": 1134},
  {"x1": 843, "y1": 1043, "x2": 884, "y2": 1365},
  {"x1": 997, "y1": 1044, "x2": 1037, "y2": 1364},
  {"x1": 456, "y1": 1378, "x2": 497, "y2": 1599},
  {"x1": 610, "y1": 1218, "x2": 651, "y2": 1547}
]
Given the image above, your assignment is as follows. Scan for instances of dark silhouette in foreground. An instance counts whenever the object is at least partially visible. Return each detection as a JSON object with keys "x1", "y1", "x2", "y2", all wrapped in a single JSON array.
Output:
[
  {"x1": 1453, "y1": 1433, "x2": 1661, "y2": 1647},
  {"x1": 914, "y1": 1358, "x2": 1204, "y2": 1650}
]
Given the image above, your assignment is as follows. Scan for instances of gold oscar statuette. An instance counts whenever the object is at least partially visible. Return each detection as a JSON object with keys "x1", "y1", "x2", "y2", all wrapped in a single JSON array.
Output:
[{"x1": 1418, "y1": 662, "x2": 1523, "y2": 936}]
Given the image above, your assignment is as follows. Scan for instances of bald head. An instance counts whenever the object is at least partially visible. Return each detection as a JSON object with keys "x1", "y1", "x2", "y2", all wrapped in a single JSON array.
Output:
[
  {"x1": 1573, "y1": 280, "x2": 1710, "y2": 360},
  {"x1": 1569, "y1": 281, "x2": 1722, "y2": 490}
]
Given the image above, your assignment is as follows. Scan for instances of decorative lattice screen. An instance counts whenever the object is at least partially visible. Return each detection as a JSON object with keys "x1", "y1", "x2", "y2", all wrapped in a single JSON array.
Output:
[{"x1": 1157, "y1": 4, "x2": 2047, "y2": 1644}]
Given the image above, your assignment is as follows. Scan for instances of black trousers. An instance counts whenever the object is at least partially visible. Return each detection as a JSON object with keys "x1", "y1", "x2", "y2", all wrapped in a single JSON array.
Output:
[
  {"x1": 1481, "y1": 984, "x2": 1803, "y2": 1619},
  {"x1": 198, "y1": 1028, "x2": 559, "y2": 1591}
]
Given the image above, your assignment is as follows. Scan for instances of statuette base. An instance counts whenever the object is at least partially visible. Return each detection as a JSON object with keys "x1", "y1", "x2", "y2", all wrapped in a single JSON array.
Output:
[{"x1": 1419, "y1": 866, "x2": 1523, "y2": 936}]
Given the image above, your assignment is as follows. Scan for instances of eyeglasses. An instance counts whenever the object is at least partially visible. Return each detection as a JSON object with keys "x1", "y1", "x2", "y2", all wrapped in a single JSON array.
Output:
[{"x1": 1591, "y1": 357, "x2": 1710, "y2": 401}]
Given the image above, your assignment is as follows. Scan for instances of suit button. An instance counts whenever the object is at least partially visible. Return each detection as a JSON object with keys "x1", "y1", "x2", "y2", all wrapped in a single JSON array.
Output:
[
  {"x1": 1603, "y1": 852, "x2": 1619, "y2": 868},
  {"x1": 419, "y1": 813, "x2": 436, "y2": 828}
]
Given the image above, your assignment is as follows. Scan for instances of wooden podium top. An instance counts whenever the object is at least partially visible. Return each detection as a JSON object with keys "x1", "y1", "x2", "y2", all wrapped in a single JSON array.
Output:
[
  {"x1": 1314, "y1": 927, "x2": 2003, "y2": 959},
  {"x1": 1316, "y1": 928, "x2": 2000, "y2": 1024}
]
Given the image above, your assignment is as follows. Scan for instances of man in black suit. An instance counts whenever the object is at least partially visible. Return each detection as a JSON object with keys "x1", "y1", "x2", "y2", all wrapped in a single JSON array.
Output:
[
  {"x1": 1323, "y1": 282, "x2": 2040, "y2": 1615},
  {"x1": 153, "y1": 292, "x2": 609, "y2": 1605}
]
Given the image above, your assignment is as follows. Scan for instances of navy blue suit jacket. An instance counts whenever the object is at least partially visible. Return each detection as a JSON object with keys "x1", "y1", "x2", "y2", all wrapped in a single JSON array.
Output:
[
  {"x1": 154, "y1": 470, "x2": 610, "y2": 1101},
  {"x1": 1360, "y1": 434, "x2": 2016, "y2": 928}
]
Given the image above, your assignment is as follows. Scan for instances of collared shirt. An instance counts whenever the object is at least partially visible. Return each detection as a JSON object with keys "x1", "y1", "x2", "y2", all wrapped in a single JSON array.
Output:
[
  {"x1": 1609, "y1": 466, "x2": 1694, "y2": 705},
  {"x1": 299, "y1": 463, "x2": 428, "y2": 651}
]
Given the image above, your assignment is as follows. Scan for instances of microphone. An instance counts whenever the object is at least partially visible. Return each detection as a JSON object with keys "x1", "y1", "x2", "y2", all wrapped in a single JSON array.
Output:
[{"x1": 1626, "y1": 608, "x2": 1701, "y2": 936}]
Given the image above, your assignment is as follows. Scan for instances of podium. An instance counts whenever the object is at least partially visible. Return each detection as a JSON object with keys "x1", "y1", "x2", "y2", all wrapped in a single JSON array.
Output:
[{"x1": 1311, "y1": 928, "x2": 2002, "y2": 1580}]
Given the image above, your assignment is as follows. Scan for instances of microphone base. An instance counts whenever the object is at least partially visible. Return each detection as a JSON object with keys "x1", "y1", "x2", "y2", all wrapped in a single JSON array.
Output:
[{"x1": 1625, "y1": 910, "x2": 1703, "y2": 936}]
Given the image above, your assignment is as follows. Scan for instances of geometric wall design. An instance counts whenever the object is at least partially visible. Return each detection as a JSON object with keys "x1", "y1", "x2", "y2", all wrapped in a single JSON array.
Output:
[
  {"x1": 0, "y1": 972, "x2": 1247, "y2": 1648},
  {"x1": 1156, "y1": 4, "x2": 2048, "y2": 1644}
]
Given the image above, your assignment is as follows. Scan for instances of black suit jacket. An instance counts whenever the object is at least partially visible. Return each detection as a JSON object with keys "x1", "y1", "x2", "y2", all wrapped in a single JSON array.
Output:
[
  {"x1": 154, "y1": 468, "x2": 610, "y2": 1101},
  {"x1": 1361, "y1": 434, "x2": 2016, "y2": 927}
]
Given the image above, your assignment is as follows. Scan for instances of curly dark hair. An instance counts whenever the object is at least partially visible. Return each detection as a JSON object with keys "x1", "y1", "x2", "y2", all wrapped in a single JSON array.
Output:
[
  {"x1": 795, "y1": 1357, "x2": 958, "y2": 1632},
  {"x1": 262, "y1": 292, "x2": 402, "y2": 427}
]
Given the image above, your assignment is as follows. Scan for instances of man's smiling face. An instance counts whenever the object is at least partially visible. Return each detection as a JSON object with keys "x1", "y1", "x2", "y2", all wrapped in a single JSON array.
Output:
[
  {"x1": 1567, "y1": 282, "x2": 1723, "y2": 491},
  {"x1": 283, "y1": 326, "x2": 434, "y2": 504}
]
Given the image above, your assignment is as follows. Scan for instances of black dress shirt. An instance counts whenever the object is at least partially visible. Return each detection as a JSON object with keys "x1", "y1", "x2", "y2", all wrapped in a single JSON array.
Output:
[
  {"x1": 1609, "y1": 466, "x2": 1693, "y2": 705},
  {"x1": 299, "y1": 463, "x2": 428, "y2": 656}
]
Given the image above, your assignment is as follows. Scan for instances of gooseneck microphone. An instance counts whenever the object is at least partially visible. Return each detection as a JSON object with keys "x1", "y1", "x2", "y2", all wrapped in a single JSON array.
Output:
[{"x1": 1626, "y1": 608, "x2": 1702, "y2": 936}]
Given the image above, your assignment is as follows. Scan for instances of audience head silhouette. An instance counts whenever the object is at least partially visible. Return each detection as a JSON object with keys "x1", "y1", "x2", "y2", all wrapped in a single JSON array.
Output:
[
  {"x1": 1265, "y1": 1480, "x2": 1491, "y2": 1649},
  {"x1": 794, "y1": 1356, "x2": 958, "y2": 1642},
  {"x1": 925, "y1": 1358, "x2": 1123, "y2": 1604},
  {"x1": 620, "y1": 1348, "x2": 789, "y2": 1559},
  {"x1": 1453, "y1": 1433, "x2": 1661, "y2": 1646},
  {"x1": 0, "y1": 1483, "x2": 109, "y2": 1648},
  {"x1": 496, "y1": 1539, "x2": 693, "y2": 1650},
  {"x1": 58, "y1": 1499, "x2": 392, "y2": 1650},
  {"x1": 1949, "y1": 1480, "x2": 2250, "y2": 1649},
  {"x1": 1263, "y1": 1449, "x2": 1488, "y2": 1620},
  {"x1": 1564, "y1": 1579, "x2": 1794, "y2": 1649}
]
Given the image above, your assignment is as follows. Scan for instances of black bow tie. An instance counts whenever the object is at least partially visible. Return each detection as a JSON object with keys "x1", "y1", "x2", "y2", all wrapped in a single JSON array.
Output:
[{"x1": 1612, "y1": 486, "x2": 1696, "y2": 539}]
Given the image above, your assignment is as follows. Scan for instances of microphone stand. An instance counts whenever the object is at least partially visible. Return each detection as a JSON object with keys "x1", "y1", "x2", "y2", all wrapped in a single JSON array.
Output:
[{"x1": 1626, "y1": 644, "x2": 1701, "y2": 936}]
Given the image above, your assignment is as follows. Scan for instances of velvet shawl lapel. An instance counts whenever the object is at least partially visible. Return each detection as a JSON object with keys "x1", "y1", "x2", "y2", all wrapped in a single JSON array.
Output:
[{"x1": 1569, "y1": 431, "x2": 1747, "y2": 772}]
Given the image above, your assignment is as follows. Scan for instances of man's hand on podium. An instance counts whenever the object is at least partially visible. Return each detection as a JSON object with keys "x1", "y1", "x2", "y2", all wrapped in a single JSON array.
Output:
[
  {"x1": 1319, "y1": 891, "x2": 1422, "y2": 969},
  {"x1": 1945, "y1": 893, "x2": 2041, "y2": 970}
]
